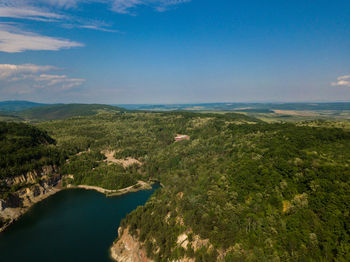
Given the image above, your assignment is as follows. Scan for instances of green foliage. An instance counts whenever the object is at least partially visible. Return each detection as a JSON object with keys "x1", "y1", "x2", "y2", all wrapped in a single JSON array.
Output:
[
  {"x1": 61, "y1": 151, "x2": 139, "y2": 190},
  {"x1": 0, "y1": 121, "x2": 63, "y2": 179},
  {"x1": 17, "y1": 103, "x2": 125, "y2": 120},
  {"x1": 113, "y1": 118, "x2": 349, "y2": 261},
  {"x1": 3, "y1": 110, "x2": 349, "y2": 261}
]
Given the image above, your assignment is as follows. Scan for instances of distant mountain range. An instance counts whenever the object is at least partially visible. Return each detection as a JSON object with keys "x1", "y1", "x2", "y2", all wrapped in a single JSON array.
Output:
[
  {"x1": 0, "y1": 101, "x2": 125, "y2": 121},
  {"x1": 0, "y1": 101, "x2": 47, "y2": 111},
  {"x1": 115, "y1": 102, "x2": 350, "y2": 111},
  {"x1": 1, "y1": 100, "x2": 350, "y2": 121}
]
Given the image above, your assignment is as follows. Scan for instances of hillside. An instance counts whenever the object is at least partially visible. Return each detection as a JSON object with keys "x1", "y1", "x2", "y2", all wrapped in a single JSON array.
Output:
[
  {"x1": 0, "y1": 122, "x2": 63, "y2": 180},
  {"x1": 113, "y1": 121, "x2": 349, "y2": 261},
  {"x1": 0, "y1": 121, "x2": 66, "y2": 230},
  {"x1": 34, "y1": 111, "x2": 350, "y2": 261},
  {"x1": 1, "y1": 110, "x2": 349, "y2": 260},
  {"x1": 17, "y1": 104, "x2": 126, "y2": 120},
  {"x1": 0, "y1": 101, "x2": 47, "y2": 112}
]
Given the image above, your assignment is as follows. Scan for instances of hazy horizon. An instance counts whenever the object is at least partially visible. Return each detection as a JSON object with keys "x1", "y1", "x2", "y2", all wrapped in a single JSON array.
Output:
[{"x1": 2, "y1": 100, "x2": 350, "y2": 106}]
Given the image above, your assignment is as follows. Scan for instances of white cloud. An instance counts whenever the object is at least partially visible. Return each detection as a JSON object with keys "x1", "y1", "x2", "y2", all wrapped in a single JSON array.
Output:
[
  {"x1": 110, "y1": 0, "x2": 191, "y2": 14},
  {"x1": 0, "y1": 63, "x2": 85, "y2": 91},
  {"x1": 0, "y1": 0, "x2": 190, "y2": 53},
  {"x1": 337, "y1": 75, "x2": 350, "y2": 81},
  {"x1": 77, "y1": 24, "x2": 118, "y2": 32},
  {"x1": 1, "y1": 0, "x2": 191, "y2": 16},
  {"x1": 35, "y1": 74, "x2": 85, "y2": 89},
  {"x1": 111, "y1": 0, "x2": 142, "y2": 14},
  {"x1": 0, "y1": 6, "x2": 64, "y2": 21},
  {"x1": 0, "y1": 24, "x2": 83, "y2": 53},
  {"x1": 0, "y1": 64, "x2": 55, "y2": 79},
  {"x1": 331, "y1": 75, "x2": 350, "y2": 88},
  {"x1": 0, "y1": 1, "x2": 116, "y2": 33}
]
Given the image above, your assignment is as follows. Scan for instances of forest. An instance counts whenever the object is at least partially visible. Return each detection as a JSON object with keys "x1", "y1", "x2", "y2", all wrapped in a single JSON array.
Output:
[
  {"x1": 0, "y1": 122, "x2": 63, "y2": 179},
  {"x1": 0, "y1": 108, "x2": 349, "y2": 261}
]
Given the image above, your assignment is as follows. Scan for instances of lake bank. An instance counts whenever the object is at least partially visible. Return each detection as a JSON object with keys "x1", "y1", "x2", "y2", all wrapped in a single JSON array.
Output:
[
  {"x1": 0, "y1": 186, "x2": 159, "y2": 261},
  {"x1": 0, "y1": 179, "x2": 154, "y2": 233}
]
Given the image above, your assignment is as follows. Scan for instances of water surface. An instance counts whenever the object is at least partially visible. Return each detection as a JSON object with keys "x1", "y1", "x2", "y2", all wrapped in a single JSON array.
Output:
[{"x1": 0, "y1": 187, "x2": 157, "y2": 262}]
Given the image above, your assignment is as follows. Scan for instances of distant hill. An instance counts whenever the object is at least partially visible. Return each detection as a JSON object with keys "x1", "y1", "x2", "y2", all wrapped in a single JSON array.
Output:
[
  {"x1": 17, "y1": 104, "x2": 126, "y2": 120},
  {"x1": 116, "y1": 102, "x2": 350, "y2": 112},
  {"x1": 0, "y1": 101, "x2": 47, "y2": 112}
]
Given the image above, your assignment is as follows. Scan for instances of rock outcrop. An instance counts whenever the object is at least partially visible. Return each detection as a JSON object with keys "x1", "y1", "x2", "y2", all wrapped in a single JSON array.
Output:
[
  {"x1": 0, "y1": 165, "x2": 62, "y2": 232},
  {"x1": 110, "y1": 227, "x2": 153, "y2": 262},
  {"x1": 111, "y1": 225, "x2": 217, "y2": 262}
]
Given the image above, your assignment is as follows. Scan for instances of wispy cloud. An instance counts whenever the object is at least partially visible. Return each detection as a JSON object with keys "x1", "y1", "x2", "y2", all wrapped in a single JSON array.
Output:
[
  {"x1": 0, "y1": 6, "x2": 65, "y2": 21},
  {"x1": 77, "y1": 24, "x2": 118, "y2": 32},
  {"x1": 0, "y1": 1, "x2": 117, "y2": 33},
  {"x1": 35, "y1": 74, "x2": 85, "y2": 89},
  {"x1": 331, "y1": 75, "x2": 350, "y2": 88},
  {"x1": 110, "y1": 0, "x2": 142, "y2": 14},
  {"x1": 0, "y1": 63, "x2": 85, "y2": 91},
  {"x1": 62, "y1": 19, "x2": 120, "y2": 32},
  {"x1": 0, "y1": 0, "x2": 190, "y2": 52},
  {"x1": 110, "y1": 0, "x2": 191, "y2": 14},
  {"x1": 1, "y1": 0, "x2": 191, "y2": 17},
  {"x1": 154, "y1": 0, "x2": 191, "y2": 12},
  {"x1": 0, "y1": 24, "x2": 83, "y2": 53},
  {"x1": 0, "y1": 64, "x2": 55, "y2": 79}
]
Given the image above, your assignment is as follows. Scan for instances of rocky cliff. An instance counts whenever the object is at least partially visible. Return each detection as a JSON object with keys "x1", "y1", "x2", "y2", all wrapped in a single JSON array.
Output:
[
  {"x1": 110, "y1": 227, "x2": 153, "y2": 262},
  {"x1": 0, "y1": 165, "x2": 62, "y2": 232}
]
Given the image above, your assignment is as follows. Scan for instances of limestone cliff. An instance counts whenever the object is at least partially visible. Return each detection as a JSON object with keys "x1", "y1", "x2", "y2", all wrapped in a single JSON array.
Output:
[
  {"x1": 110, "y1": 220, "x2": 219, "y2": 262},
  {"x1": 0, "y1": 165, "x2": 62, "y2": 232},
  {"x1": 110, "y1": 227, "x2": 153, "y2": 262}
]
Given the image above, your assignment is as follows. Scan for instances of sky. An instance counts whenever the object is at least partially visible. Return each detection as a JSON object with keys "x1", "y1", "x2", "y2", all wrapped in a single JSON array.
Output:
[{"x1": 0, "y1": 0, "x2": 350, "y2": 104}]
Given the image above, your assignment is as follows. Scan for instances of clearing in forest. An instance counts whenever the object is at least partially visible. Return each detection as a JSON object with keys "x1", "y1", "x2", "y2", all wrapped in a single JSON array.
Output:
[{"x1": 101, "y1": 150, "x2": 142, "y2": 168}]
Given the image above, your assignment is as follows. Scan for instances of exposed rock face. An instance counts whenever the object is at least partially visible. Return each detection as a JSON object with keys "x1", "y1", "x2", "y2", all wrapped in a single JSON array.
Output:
[
  {"x1": 0, "y1": 199, "x2": 5, "y2": 211},
  {"x1": 110, "y1": 227, "x2": 153, "y2": 262},
  {"x1": 0, "y1": 165, "x2": 62, "y2": 232},
  {"x1": 110, "y1": 227, "x2": 213, "y2": 262}
]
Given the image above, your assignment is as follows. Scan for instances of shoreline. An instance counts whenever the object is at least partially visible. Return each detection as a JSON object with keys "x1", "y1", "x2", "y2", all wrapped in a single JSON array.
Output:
[
  {"x1": 0, "y1": 180, "x2": 155, "y2": 233},
  {"x1": 0, "y1": 186, "x2": 63, "y2": 233},
  {"x1": 69, "y1": 180, "x2": 154, "y2": 197}
]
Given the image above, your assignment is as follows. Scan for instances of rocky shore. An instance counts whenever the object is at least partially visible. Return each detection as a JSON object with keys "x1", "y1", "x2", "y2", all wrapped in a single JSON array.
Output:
[
  {"x1": 0, "y1": 168, "x2": 154, "y2": 233},
  {"x1": 0, "y1": 165, "x2": 62, "y2": 232}
]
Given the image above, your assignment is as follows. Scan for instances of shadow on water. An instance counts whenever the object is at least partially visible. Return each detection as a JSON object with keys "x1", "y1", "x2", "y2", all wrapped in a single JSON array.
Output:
[{"x1": 0, "y1": 185, "x2": 159, "y2": 262}]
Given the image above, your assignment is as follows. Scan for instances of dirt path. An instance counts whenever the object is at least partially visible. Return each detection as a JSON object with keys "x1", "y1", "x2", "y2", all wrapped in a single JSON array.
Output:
[{"x1": 74, "y1": 180, "x2": 152, "y2": 197}]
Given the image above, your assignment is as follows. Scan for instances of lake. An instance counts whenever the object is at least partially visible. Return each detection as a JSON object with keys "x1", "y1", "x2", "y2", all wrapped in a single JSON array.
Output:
[{"x1": 0, "y1": 186, "x2": 158, "y2": 262}]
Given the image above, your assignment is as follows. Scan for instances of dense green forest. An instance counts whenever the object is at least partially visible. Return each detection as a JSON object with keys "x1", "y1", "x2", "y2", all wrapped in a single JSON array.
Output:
[
  {"x1": 120, "y1": 121, "x2": 350, "y2": 261},
  {"x1": 35, "y1": 111, "x2": 350, "y2": 261},
  {"x1": 0, "y1": 122, "x2": 64, "y2": 201},
  {"x1": 0, "y1": 122, "x2": 63, "y2": 179},
  {"x1": 1, "y1": 109, "x2": 349, "y2": 261},
  {"x1": 17, "y1": 104, "x2": 125, "y2": 120}
]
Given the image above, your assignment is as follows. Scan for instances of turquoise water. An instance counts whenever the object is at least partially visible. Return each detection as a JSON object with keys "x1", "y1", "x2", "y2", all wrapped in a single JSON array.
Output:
[{"x1": 0, "y1": 187, "x2": 158, "y2": 262}]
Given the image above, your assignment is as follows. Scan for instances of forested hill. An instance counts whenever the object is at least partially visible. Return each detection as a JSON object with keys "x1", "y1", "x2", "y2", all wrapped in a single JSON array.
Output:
[
  {"x1": 117, "y1": 119, "x2": 350, "y2": 261},
  {"x1": 1, "y1": 110, "x2": 349, "y2": 261},
  {"x1": 33, "y1": 110, "x2": 350, "y2": 261},
  {"x1": 0, "y1": 101, "x2": 46, "y2": 112},
  {"x1": 0, "y1": 122, "x2": 64, "y2": 180},
  {"x1": 17, "y1": 104, "x2": 126, "y2": 120}
]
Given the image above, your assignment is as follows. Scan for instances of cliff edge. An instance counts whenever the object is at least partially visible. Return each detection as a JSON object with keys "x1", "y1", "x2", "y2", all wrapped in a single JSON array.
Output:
[
  {"x1": 110, "y1": 227, "x2": 153, "y2": 262},
  {"x1": 0, "y1": 165, "x2": 62, "y2": 232}
]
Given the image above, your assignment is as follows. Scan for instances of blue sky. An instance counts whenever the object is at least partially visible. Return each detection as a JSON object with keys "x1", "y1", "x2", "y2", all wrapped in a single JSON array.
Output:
[{"x1": 0, "y1": 0, "x2": 350, "y2": 104}]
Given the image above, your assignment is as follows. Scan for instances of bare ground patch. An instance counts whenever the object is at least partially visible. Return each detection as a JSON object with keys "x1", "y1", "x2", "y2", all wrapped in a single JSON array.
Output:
[{"x1": 101, "y1": 150, "x2": 142, "y2": 168}]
